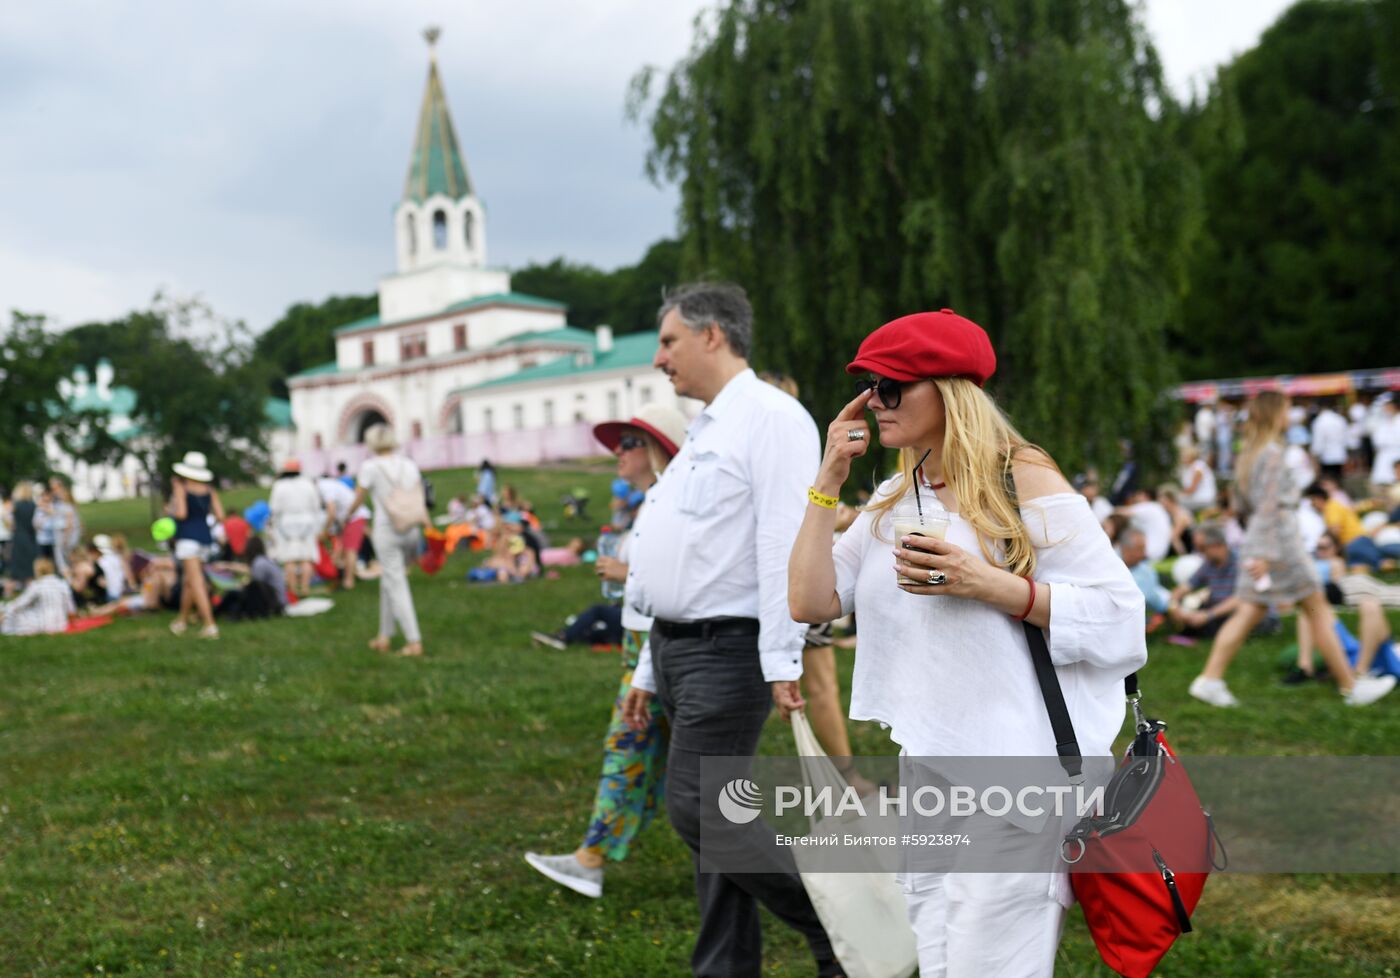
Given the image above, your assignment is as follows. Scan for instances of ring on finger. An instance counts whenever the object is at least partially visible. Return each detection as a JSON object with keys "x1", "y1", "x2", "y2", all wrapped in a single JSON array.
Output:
[
  {"x1": 927, "y1": 570, "x2": 947, "y2": 586},
  {"x1": 846, "y1": 428, "x2": 866, "y2": 442}
]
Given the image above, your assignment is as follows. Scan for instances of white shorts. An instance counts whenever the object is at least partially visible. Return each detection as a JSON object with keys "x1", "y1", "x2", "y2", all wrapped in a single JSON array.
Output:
[{"x1": 173, "y1": 539, "x2": 211, "y2": 561}]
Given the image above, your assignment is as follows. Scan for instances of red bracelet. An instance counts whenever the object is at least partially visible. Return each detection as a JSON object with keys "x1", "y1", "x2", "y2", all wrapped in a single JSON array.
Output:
[{"x1": 1014, "y1": 576, "x2": 1036, "y2": 621}]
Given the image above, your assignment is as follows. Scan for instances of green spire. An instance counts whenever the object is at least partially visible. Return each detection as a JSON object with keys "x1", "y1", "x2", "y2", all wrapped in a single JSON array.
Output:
[{"x1": 403, "y1": 27, "x2": 473, "y2": 203}]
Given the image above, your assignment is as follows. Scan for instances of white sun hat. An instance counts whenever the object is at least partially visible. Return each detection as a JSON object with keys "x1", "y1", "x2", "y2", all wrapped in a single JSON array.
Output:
[{"x1": 172, "y1": 450, "x2": 214, "y2": 482}]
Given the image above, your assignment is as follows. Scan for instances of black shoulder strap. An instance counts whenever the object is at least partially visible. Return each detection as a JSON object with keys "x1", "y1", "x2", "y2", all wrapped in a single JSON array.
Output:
[
  {"x1": 1021, "y1": 621, "x2": 1084, "y2": 783},
  {"x1": 1023, "y1": 621, "x2": 1141, "y2": 782},
  {"x1": 1007, "y1": 464, "x2": 1137, "y2": 781}
]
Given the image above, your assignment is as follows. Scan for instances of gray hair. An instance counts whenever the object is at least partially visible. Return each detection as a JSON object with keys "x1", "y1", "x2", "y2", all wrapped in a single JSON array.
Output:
[
  {"x1": 1194, "y1": 523, "x2": 1227, "y2": 548},
  {"x1": 657, "y1": 282, "x2": 753, "y2": 359},
  {"x1": 1120, "y1": 526, "x2": 1147, "y2": 549},
  {"x1": 364, "y1": 422, "x2": 399, "y2": 454}
]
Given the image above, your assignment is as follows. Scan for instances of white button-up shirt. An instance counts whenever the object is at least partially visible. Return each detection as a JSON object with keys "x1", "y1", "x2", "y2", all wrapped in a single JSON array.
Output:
[
  {"x1": 629, "y1": 368, "x2": 819, "y2": 692},
  {"x1": 1309, "y1": 409, "x2": 1349, "y2": 466}
]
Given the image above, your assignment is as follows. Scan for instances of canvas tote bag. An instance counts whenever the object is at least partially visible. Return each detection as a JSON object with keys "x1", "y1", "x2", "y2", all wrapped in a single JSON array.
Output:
[
  {"x1": 790, "y1": 712, "x2": 917, "y2": 978},
  {"x1": 377, "y1": 457, "x2": 428, "y2": 533}
]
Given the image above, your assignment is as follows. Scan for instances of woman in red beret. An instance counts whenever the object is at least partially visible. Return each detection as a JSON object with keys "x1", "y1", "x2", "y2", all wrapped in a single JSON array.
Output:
[{"x1": 788, "y1": 310, "x2": 1147, "y2": 977}]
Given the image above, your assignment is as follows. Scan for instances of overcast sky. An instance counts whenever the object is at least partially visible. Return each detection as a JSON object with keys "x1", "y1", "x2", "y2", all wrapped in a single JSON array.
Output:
[{"x1": 0, "y1": 0, "x2": 1295, "y2": 333}]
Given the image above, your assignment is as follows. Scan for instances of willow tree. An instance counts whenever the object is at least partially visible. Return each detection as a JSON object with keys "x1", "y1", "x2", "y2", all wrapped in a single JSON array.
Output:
[{"x1": 631, "y1": 0, "x2": 1202, "y2": 474}]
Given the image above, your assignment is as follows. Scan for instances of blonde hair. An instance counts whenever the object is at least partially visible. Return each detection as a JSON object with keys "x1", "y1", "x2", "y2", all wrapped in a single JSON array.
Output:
[
  {"x1": 630, "y1": 427, "x2": 675, "y2": 478},
  {"x1": 865, "y1": 378, "x2": 1056, "y2": 577},
  {"x1": 11, "y1": 483, "x2": 32, "y2": 502},
  {"x1": 33, "y1": 557, "x2": 56, "y2": 577},
  {"x1": 1235, "y1": 391, "x2": 1288, "y2": 496},
  {"x1": 364, "y1": 423, "x2": 398, "y2": 454}
]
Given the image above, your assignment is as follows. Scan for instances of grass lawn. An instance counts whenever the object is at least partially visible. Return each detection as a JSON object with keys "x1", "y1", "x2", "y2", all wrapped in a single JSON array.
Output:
[{"x1": 1, "y1": 464, "x2": 1396, "y2": 976}]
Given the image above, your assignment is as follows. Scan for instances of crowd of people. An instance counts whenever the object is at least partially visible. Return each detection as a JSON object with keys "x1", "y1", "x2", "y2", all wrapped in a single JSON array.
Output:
[
  {"x1": 1098, "y1": 392, "x2": 1400, "y2": 707},
  {"x1": 3, "y1": 279, "x2": 1396, "y2": 978}
]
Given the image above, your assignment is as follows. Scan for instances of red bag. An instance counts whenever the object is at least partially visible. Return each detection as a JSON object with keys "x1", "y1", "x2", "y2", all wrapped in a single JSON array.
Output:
[
  {"x1": 1060, "y1": 711, "x2": 1224, "y2": 978},
  {"x1": 1022, "y1": 625, "x2": 1226, "y2": 978}
]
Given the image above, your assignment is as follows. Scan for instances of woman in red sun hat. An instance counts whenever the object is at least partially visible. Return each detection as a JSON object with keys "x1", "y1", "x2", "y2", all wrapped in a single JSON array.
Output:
[
  {"x1": 525, "y1": 402, "x2": 689, "y2": 900},
  {"x1": 789, "y1": 309, "x2": 1147, "y2": 977}
]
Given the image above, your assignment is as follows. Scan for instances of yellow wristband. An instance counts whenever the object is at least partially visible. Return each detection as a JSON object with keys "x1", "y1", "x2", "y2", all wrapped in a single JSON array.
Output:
[{"x1": 807, "y1": 487, "x2": 839, "y2": 509}]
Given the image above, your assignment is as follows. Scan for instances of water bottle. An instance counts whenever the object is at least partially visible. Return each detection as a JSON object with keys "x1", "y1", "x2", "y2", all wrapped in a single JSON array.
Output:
[{"x1": 597, "y1": 526, "x2": 626, "y2": 600}]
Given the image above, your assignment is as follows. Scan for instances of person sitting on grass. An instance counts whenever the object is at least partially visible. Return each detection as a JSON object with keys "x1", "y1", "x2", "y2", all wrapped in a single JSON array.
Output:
[
  {"x1": 214, "y1": 537, "x2": 287, "y2": 621},
  {"x1": 481, "y1": 520, "x2": 539, "y2": 583},
  {"x1": 1303, "y1": 483, "x2": 1400, "y2": 573},
  {"x1": 1285, "y1": 530, "x2": 1400, "y2": 684},
  {"x1": 0, "y1": 557, "x2": 75, "y2": 635},
  {"x1": 65, "y1": 546, "x2": 106, "y2": 608},
  {"x1": 1119, "y1": 527, "x2": 1169, "y2": 630},
  {"x1": 539, "y1": 538, "x2": 586, "y2": 567},
  {"x1": 1166, "y1": 524, "x2": 1241, "y2": 641}
]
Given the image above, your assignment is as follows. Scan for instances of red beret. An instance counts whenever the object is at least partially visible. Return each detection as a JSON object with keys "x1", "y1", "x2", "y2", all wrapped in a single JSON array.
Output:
[{"x1": 846, "y1": 309, "x2": 996, "y2": 386}]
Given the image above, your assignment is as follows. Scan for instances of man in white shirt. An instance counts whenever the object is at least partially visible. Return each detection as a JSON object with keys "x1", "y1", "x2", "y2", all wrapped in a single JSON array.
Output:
[
  {"x1": 620, "y1": 283, "x2": 839, "y2": 978},
  {"x1": 1117, "y1": 489, "x2": 1172, "y2": 562},
  {"x1": 1310, "y1": 400, "x2": 1349, "y2": 481},
  {"x1": 317, "y1": 475, "x2": 369, "y2": 589}
]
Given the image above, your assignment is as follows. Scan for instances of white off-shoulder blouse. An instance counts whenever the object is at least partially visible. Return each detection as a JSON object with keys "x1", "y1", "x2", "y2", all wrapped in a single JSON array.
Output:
[{"x1": 833, "y1": 483, "x2": 1147, "y2": 758}]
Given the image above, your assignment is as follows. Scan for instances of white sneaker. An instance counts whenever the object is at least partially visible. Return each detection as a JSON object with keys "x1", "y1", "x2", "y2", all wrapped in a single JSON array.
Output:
[
  {"x1": 524, "y1": 852, "x2": 603, "y2": 898},
  {"x1": 1189, "y1": 675, "x2": 1239, "y2": 708},
  {"x1": 1343, "y1": 673, "x2": 1396, "y2": 706},
  {"x1": 529, "y1": 631, "x2": 566, "y2": 651}
]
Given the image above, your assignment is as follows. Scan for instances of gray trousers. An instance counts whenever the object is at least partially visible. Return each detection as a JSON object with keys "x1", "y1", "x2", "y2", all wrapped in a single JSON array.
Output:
[
  {"x1": 373, "y1": 525, "x2": 421, "y2": 643},
  {"x1": 652, "y1": 631, "x2": 837, "y2": 978}
]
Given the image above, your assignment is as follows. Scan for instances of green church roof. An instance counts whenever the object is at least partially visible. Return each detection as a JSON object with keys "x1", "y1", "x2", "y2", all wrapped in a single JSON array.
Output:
[
  {"x1": 332, "y1": 292, "x2": 568, "y2": 337},
  {"x1": 403, "y1": 52, "x2": 472, "y2": 203},
  {"x1": 460, "y1": 330, "x2": 660, "y2": 393}
]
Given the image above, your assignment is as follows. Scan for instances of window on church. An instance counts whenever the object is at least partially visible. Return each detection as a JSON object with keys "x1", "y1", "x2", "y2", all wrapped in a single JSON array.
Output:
[
  {"x1": 401, "y1": 332, "x2": 427, "y2": 361},
  {"x1": 453, "y1": 323, "x2": 467, "y2": 351},
  {"x1": 513, "y1": 404, "x2": 524, "y2": 430},
  {"x1": 411, "y1": 420, "x2": 422, "y2": 440},
  {"x1": 607, "y1": 391, "x2": 620, "y2": 418},
  {"x1": 447, "y1": 403, "x2": 464, "y2": 434},
  {"x1": 433, "y1": 209, "x2": 448, "y2": 250},
  {"x1": 362, "y1": 340, "x2": 375, "y2": 367},
  {"x1": 463, "y1": 210, "x2": 474, "y2": 248},
  {"x1": 405, "y1": 213, "x2": 417, "y2": 256},
  {"x1": 313, "y1": 433, "x2": 323, "y2": 449},
  {"x1": 640, "y1": 386, "x2": 653, "y2": 404},
  {"x1": 483, "y1": 408, "x2": 494, "y2": 432},
  {"x1": 543, "y1": 400, "x2": 554, "y2": 426}
]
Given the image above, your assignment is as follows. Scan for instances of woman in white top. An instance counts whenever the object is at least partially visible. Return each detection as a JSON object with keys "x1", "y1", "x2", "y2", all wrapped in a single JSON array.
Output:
[
  {"x1": 789, "y1": 310, "x2": 1146, "y2": 978},
  {"x1": 350, "y1": 424, "x2": 424, "y2": 657},
  {"x1": 1178, "y1": 444, "x2": 1217, "y2": 513},
  {"x1": 268, "y1": 459, "x2": 325, "y2": 595}
]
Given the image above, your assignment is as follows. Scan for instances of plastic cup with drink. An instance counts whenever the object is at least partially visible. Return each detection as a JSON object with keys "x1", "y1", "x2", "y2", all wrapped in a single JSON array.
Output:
[{"x1": 892, "y1": 497, "x2": 951, "y2": 585}]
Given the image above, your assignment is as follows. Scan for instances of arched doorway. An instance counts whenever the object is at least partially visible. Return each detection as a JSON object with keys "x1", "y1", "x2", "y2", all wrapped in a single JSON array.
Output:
[
  {"x1": 336, "y1": 393, "x2": 396, "y2": 446},
  {"x1": 352, "y1": 409, "x2": 388, "y2": 443}
]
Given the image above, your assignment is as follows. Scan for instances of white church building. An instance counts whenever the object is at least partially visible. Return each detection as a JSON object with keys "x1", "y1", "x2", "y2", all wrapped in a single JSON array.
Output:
[{"x1": 287, "y1": 32, "x2": 693, "y2": 473}]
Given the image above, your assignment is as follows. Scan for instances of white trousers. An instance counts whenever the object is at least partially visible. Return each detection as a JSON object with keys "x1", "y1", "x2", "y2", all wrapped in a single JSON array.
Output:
[
  {"x1": 900, "y1": 872, "x2": 1067, "y2": 978},
  {"x1": 374, "y1": 527, "x2": 421, "y2": 643}
]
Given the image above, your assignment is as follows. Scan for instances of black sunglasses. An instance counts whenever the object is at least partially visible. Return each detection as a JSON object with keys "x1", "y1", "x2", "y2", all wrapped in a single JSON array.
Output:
[
  {"x1": 854, "y1": 377, "x2": 909, "y2": 409},
  {"x1": 618, "y1": 434, "x2": 648, "y2": 451}
]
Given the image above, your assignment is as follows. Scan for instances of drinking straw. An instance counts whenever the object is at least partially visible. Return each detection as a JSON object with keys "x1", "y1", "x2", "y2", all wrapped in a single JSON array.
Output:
[{"x1": 912, "y1": 449, "x2": 932, "y2": 521}]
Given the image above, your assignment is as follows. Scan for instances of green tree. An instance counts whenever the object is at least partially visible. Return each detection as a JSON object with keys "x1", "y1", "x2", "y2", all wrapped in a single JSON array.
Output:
[
  {"x1": 58, "y1": 299, "x2": 273, "y2": 495},
  {"x1": 254, "y1": 294, "x2": 377, "y2": 398},
  {"x1": 631, "y1": 0, "x2": 1201, "y2": 475},
  {"x1": 512, "y1": 239, "x2": 682, "y2": 335},
  {"x1": 1180, "y1": 0, "x2": 1399, "y2": 378},
  {"x1": 0, "y1": 313, "x2": 91, "y2": 483},
  {"x1": 511, "y1": 258, "x2": 614, "y2": 329}
]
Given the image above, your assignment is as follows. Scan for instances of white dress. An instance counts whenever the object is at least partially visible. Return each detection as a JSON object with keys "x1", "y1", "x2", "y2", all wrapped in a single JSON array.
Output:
[{"x1": 269, "y1": 476, "x2": 325, "y2": 562}]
